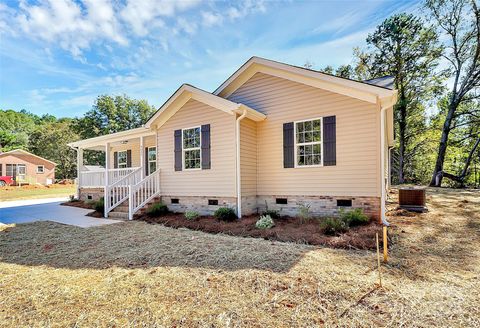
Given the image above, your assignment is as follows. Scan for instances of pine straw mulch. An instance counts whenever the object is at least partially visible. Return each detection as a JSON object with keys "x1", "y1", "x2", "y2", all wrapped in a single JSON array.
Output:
[
  {"x1": 138, "y1": 213, "x2": 384, "y2": 250},
  {"x1": 60, "y1": 200, "x2": 93, "y2": 210},
  {"x1": 0, "y1": 187, "x2": 479, "y2": 327}
]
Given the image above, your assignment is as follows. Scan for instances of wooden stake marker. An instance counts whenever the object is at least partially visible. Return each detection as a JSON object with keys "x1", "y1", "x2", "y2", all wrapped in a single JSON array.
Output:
[
  {"x1": 383, "y1": 226, "x2": 388, "y2": 263},
  {"x1": 376, "y1": 233, "x2": 382, "y2": 287}
]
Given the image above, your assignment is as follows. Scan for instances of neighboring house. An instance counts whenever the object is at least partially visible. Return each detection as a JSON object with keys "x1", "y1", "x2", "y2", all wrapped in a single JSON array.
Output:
[
  {"x1": 0, "y1": 149, "x2": 56, "y2": 185},
  {"x1": 69, "y1": 57, "x2": 397, "y2": 222}
]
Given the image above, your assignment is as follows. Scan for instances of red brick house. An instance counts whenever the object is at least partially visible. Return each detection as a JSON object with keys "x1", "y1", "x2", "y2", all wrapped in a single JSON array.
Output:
[{"x1": 0, "y1": 149, "x2": 56, "y2": 185}]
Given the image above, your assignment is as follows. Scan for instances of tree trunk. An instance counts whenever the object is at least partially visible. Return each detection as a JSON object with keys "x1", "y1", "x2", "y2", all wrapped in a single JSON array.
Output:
[
  {"x1": 442, "y1": 136, "x2": 480, "y2": 187},
  {"x1": 429, "y1": 100, "x2": 457, "y2": 186},
  {"x1": 398, "y1": 101, "x2": 407, "y2": 184}
]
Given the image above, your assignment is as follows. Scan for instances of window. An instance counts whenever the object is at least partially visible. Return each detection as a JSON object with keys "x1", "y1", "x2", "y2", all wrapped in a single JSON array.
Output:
[
  {"x1": 208, "y1": 199, "x2": 218, "y2": 205},
  {"x1": 37, "y1": 165, "x2": 44, "y2": 174},
  {"x1": 295, "y1": 118, "x2": 323, "y2": 167},
  {"x1": 171, "y1": 198, "x2": 179, "y2": 204},
  {"x1": 148, "y1": 147, "x2": 157, "y2": 175},
  {"x1": 6, "y1": 164, "x2": 15, "y2": 177},
  {"x1": 182, "y1": 127, "x2": 201, "y2": 170},
  {"x1": 117, "y1": 151, "x2": 128, "y2": 169}
]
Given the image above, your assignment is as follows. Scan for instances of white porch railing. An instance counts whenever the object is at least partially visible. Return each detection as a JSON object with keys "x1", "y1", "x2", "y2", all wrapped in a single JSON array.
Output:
[
  {"x1": 78, "y1": 167, "x2": 140, "y2": 188},
  {"x1": 129, "y1": 169, "x2": 161, "y2": 220},
  {"x1": 105, "y1": 167, "x2": 143, "y2": 215}
]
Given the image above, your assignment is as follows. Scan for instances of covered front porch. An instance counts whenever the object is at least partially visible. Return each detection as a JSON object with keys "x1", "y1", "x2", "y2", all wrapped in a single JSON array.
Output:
[{"x1": 68, "y1": 127, "x2": 160, "y2": 220}]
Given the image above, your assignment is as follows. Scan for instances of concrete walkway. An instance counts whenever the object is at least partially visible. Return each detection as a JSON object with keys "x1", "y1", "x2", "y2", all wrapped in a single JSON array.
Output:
[{"x1": 0, "y1": 198, "x2": 121, "y2": 228}]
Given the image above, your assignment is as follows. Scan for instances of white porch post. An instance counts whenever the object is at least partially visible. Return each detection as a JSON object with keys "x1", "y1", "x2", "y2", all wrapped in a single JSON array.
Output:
[
  {"x1": 104, "y1": 142, "x2": 110, "y2": 218},
  {"x1": 77, "y1": 147, "x2": 83, "y2": 197},
  {"x1": 140, "y1": 136, "x2": 145, "y2": 178}
]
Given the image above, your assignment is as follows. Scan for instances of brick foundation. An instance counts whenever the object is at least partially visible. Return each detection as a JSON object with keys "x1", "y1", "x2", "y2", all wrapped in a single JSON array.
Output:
[
  {"x1": 161, "y1": 195, "x2": 237, "y2": 216},
  {"x1": 241, "y1": 195, "x2": 258, "y2": 215},
  {"x1": 256, "y1": 195, "x2": 381, "y2": 222},
  {"x1": 78, "y1": 187, "x2": 104, "y2": 202}
]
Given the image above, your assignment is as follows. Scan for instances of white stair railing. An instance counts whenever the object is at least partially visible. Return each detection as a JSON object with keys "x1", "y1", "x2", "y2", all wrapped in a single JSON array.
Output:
[
  {"x1": 128, "y1": 169, "x2": 161, "y2": 220},
  {"x1": 105, "y1": 167, "x2": 142, "y2": 216}
]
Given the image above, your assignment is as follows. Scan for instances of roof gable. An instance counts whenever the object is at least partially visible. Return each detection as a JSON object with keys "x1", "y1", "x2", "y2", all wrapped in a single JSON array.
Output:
[
  {"x1": 0, "y1": 149, "x2": 57, "y2": 165},
  {"x1": 214, "y1": 57, "x2": 397, "y2": 108},
  {"x1": 145, "y1": 84, "x2": 265, "y2": 129}
]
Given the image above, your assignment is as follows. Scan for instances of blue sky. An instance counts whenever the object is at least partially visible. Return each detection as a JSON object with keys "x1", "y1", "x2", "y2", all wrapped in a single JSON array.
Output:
[{"x1": 0, "y1": 0, "x2": 419, "y2": 118}]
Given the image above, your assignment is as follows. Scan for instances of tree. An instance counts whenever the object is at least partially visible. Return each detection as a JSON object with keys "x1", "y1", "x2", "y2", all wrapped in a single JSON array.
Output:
[
  {"x1": 427, "y1": 0, "x2": 480, "y2": 186},
  {"x1": 29, "y1": 119, "x2": 80, "y2": 179},
  {"x1": 73, "y1": 94, "x2": 156, "y2": 139},
  {"x1": 358, "y1": 13, "x2": 443, "y2": 183},
  {"x1": 0, "y1": 109, "x2": 37, "y2": 151}
]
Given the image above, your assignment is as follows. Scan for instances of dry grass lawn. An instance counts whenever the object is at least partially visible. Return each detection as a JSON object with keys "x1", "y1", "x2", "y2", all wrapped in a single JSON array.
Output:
[
  {"x1": 0, "y1": 188, "x2": 479, "y2": 327},
  {"x1": 0, "y1": 184, "x2": 76, "y2": 201}
]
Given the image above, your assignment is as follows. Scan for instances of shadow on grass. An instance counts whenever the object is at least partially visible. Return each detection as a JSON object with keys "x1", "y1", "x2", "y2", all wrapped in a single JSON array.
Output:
[{"x1": 0, "y1": 220, "x2": 313, "y2": 273}]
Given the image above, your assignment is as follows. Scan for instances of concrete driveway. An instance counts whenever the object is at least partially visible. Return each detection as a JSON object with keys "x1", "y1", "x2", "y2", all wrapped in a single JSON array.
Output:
[{"x1": 0, "y1": 198, "x2": 121, "y2": 228}]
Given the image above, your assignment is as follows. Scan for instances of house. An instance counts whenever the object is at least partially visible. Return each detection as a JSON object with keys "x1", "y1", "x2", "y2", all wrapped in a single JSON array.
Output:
[
  {"x1": 0, "y1": 149, "x2": 56, "y2": 185},
  {"x1": 68, "y1": 57, "x2": 397, "y2": 222}
]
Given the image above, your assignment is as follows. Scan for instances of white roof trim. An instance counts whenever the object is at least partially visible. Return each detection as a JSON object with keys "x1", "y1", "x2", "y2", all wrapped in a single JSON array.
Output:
[
  {"x1": 0, "y1": 149, "x2": 57, "y2": 165},
  {"x1": 214, "y1": 57, "x2": 397, "y2": 105},
  {"x1": 68, "y1": 127, "x2": 155, "y2": 149},
  {"x1": 145, "y1": 84, "x2": 265, "y2": 129}
]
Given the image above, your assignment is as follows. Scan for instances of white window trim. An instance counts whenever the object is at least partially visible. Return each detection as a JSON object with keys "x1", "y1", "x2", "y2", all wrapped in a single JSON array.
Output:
[
  {"x1": 17, "y1": 164, "x2": 26, "y2": 179},
  {"x1": 182, "y1": 126, "x2": 202, "y2": 171},
  {"x1": 293, "y1": 117, "x2": 324, "y2": 168},
  {"x1": 36, "y1": 165, "x2": 45, "y2": 174},
  {"x1": 117, "y1": 150, "x2": 128, "y2": 169},
  {"x1": 147, "y1": 146, "x2": 157, "y2": 175}
]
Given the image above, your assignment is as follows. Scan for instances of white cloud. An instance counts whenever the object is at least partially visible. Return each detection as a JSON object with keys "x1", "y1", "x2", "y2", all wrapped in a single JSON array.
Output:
[
  {"x1": 120, "y1": 0, "x2": 200, "y2": 36},
  {"x1": 16, "y1": 0, "x2": 126, "y2": 57},
  {"x1": 176, "y1": 17, "x2": 197, "y2": 35},
  {"x1": 201, "y1": 11, "x2": 223, "y2": 27},
  {"x1": 227, "y1": 0, "x2": 266, "y2": 20}
]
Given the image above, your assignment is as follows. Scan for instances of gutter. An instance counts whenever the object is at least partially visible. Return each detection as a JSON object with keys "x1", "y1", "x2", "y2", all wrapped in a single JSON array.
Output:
[{"x1": 235, "y1": 109, "x2": 248, "y2": 218}]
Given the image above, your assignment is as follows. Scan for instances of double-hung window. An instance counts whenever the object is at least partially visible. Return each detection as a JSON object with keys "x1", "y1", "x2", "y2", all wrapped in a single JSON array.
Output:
[
  {"x1": 117, "y1": 151, "x2": 128, "y2": 169},
  {"x1": 148, "y1": 147, "x2": 157, "y2": 175},
  {"x1": 37, "y1": 165, "x2": 44, "y2": 173},
  {"x1": 295, "y1": 118, "x2": 323, "y2": 167},
  {"x1": 182, "y1": 127, "x2": 201, "y2": 170}
]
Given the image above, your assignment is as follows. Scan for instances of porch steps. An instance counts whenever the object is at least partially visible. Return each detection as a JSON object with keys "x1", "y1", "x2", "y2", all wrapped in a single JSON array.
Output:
[{"x1": 107, "y1": 196, "x2": 161, "y2": 220}]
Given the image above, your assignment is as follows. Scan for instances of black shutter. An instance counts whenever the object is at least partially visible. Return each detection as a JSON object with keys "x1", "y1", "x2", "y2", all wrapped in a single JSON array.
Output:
[
  {"x1": 126, "y1": 150, "x2": 132, "y2": 167},
  {"x1": 201, "y1": 124, "x2": 211, "y2": 169},
  {"x1": 113, "y1": 152, "x2": 118, "y2": 169},
  {"x1": 174, "y1": 129, "x2": 182, "y2": 171},
  {"x1": 0, "y1": 164, "x2": 2, "y2": 176},
  {"x1": 145, "y1": 147, "x2": 149, "y2": 176},
  {"x1": 283, "y1": 122, "x2": 295, "y2": 168},
  {"x1": 323, "y1": 116, "x2": 336, "y2": 166}
]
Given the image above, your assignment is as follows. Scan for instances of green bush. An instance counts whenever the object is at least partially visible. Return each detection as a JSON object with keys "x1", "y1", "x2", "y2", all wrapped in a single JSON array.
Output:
[
  {"x1": 255, "y1": 215, "x2": 275, "y2": 229},
  {"x1": 262, "y1": 209, "x2": 280, "y2": 220},
  {"x1": 214, "y1": 207, "x2": 237, "y2": 222},
  {"x1": 146, "y1": 202, "x2": 169, "y2": 217},
  {"x1": 339, "y1": 208, "x2": 369, "y2": 226},
  {"x1": 320, "y1": 217, "x2": 348, "y2": 235},
  {"x1": 184, "y1": 210, "x2": 200, "y2": 220},
  {"x1": 298, "y1": 203, "x2": 312, "y2": 223},
  {"x1": 94, "y1": 197, "x2": 104, "y2": 215}
]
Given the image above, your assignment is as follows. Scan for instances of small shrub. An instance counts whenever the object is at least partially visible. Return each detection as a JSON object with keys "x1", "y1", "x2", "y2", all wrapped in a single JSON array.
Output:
[
  {"x1": 255, "y1": 215, "x2": 275, "y2": 229},
  {"x1": 146, "y1": 202, "x2": 169, "y2": 217},
  {"x1": 298, "y1": 203, "x2": 312, "y2": 223},
  {"x1": 214, "y1": 207, "x2": 237, "y2": 222},
  {"x1": 69, "y1": 195, "x2": 79, "y2": 202},
  {"x1": 184, "y1": 210, "x2": 200, "y2": 220},
  {"x1": 340, "y1": 208, "x2": 369, "y2": 226},
  {"x1": 320, "y1": 217, "x2": 348, "y2": 235},
  {"x1": 94, "y1": 197, "x2": 104, "y2": 215},
  {"x1": 262, "y1": 209, "x2": 280, "y2": 220}
]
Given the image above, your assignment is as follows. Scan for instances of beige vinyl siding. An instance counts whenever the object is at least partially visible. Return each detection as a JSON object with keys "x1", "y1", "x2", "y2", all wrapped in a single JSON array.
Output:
[
  {"x1": 229, "y1": 73, "x2": 381, "y2": 197},
  {"x1": 157, "y1": 99, "x2": 236, "y2": 197},
  {"x1": 109, "y1": 135, "x2": 156, "y2": 169},
  {"x1": 240, "y1": 118, "x2": 257, "y2": 197}
]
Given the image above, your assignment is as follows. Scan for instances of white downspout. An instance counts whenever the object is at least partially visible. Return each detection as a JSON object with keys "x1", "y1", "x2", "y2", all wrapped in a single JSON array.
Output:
[
  {"x1": 380, "y1": 106, "x2": 390, "y2": 226},
  {"x1": 236, "y1": 109, "x2": 248, "y2": 218}
]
